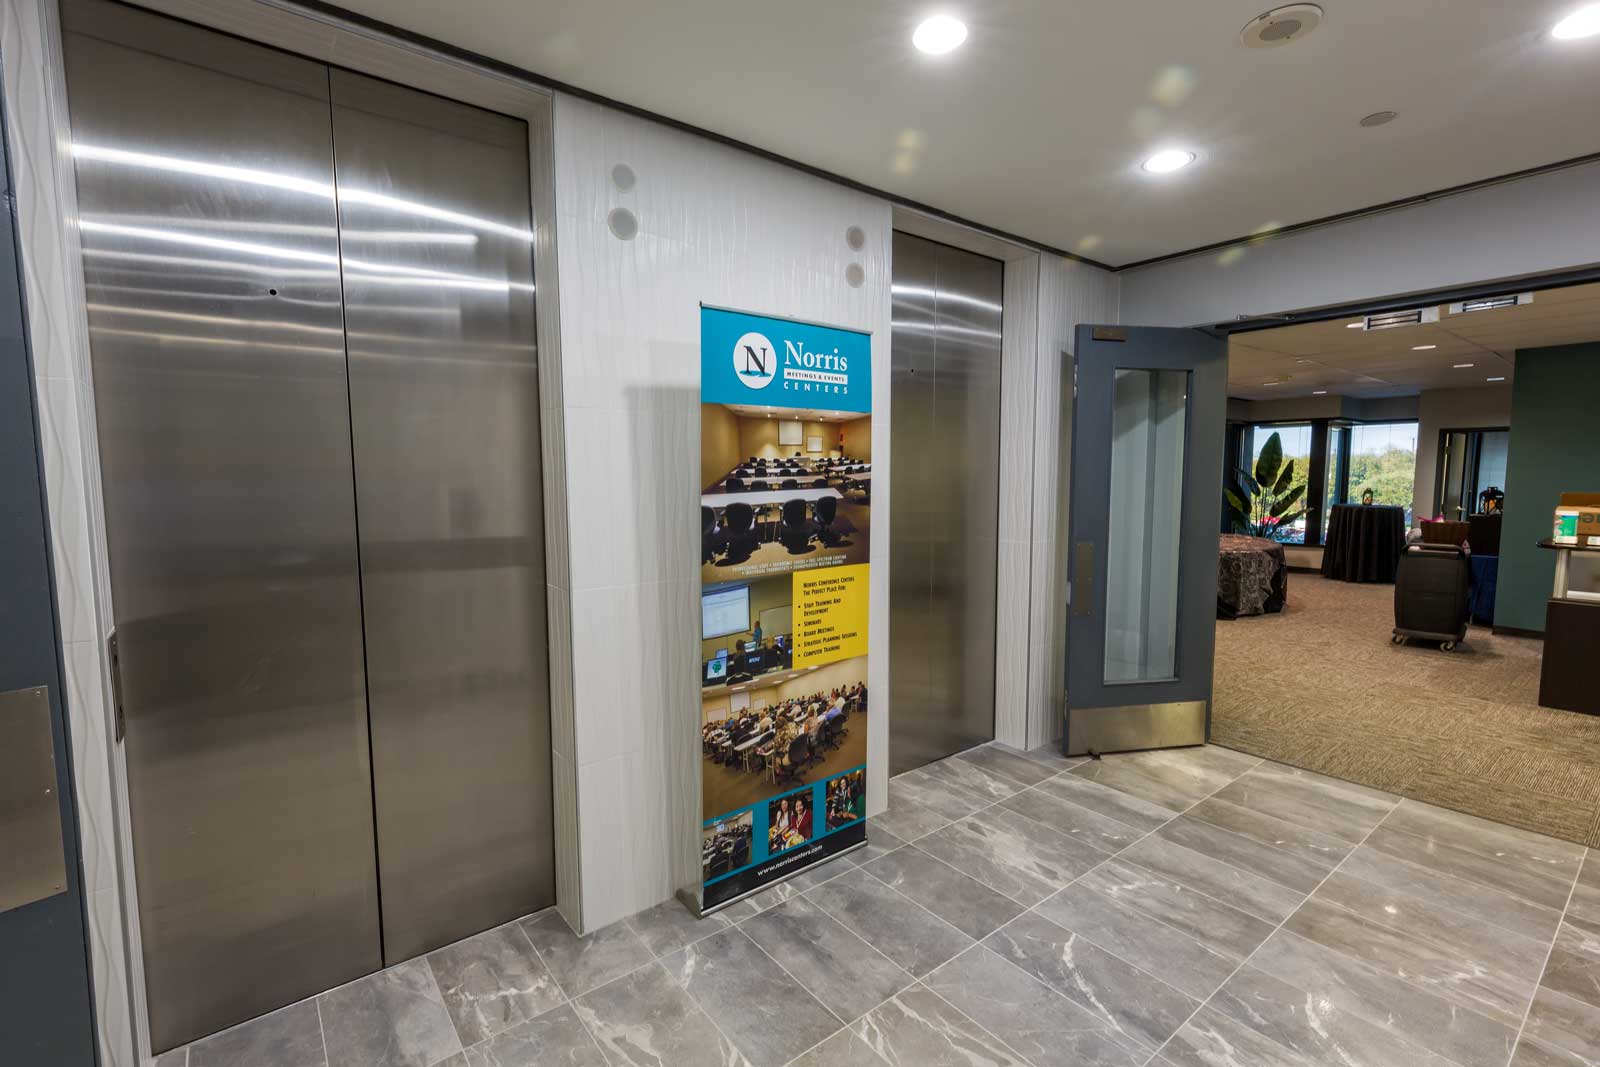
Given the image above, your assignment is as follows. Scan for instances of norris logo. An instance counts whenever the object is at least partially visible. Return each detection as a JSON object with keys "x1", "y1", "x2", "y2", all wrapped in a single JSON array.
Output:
[{"x1": 732, "y1": 332, "x2": 777, "y2": 390}]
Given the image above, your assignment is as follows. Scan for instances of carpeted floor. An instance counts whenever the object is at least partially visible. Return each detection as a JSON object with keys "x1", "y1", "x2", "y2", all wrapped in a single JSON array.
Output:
[{"x1": 1213, "y1": 572, "x2": 1600, "y2": 848}]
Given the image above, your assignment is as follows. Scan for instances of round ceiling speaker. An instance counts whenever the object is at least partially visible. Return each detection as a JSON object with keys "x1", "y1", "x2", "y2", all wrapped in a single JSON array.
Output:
[{"x1": 1240, "y1": 4, "x2": 1323, "y2": 48}]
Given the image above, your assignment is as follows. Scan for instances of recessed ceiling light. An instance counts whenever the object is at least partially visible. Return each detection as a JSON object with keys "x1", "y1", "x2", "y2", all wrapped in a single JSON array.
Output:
[
  {"x1": 1345, "y1": 321, "x2": 1364, "y2": 329},
  {"x1": 1412, "y1": 344, "x2": 1437, "y2": 350},
  {"x1": 1487, "y1": 376, "x2": 1507, "y2": 382},
  {"x1": 912, "y1": 15, "x2": 967, "y2": 54},
  {"x1": 1453, "y1": 362, "x2": 1475, "y2": 368},
  {"x1": 1313, "y1": 389, "x2": 1328, "y2": 395},
  {"x1": 1553, "y1": 4, "x2": 1600, "y2": 40},
  {"x1": 1142, "y1": 149, "x2": 1196, "y2": 174}
]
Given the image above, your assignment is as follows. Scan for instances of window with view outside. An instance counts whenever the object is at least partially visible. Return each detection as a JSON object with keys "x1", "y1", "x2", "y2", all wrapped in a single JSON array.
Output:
[
  {"x1": 1246, "y1": 423, "x2": 1311, "y2": 543},
  {"x1": 1346, "y1": 421, "x2": 1418, "y2": 525}
]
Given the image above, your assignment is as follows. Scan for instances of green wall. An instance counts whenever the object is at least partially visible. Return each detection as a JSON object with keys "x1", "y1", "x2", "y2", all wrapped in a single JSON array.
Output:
[{"x1": 1495, "y1": 342, "x2": 1600, "y2": 633}]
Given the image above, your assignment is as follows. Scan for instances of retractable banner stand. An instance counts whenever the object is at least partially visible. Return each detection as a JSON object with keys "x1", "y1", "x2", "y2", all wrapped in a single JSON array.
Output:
[{"x1": 697, "y1": 306, "x2": 872, "y2": 912}]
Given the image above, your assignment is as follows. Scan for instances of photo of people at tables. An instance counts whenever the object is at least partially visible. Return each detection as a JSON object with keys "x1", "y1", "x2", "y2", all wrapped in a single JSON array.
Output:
[
  {"x1": 701, "y1": 574, "x2": 798, "y2": 693},
  {"x1": 767, "y1": 791, "x2": 813, "y2": 855},
  {"x1": 701, "y1": 653, "x2": 867, "y2": 820},
  {"x1": 700, "y1": 403, "x2": 870, "y2": 583},
  {"x1": 701, "y1": 810, "x2": 753, "y2": 884},
  {"x1": 824, "y1": 768, "x2": 866, "y2": 832}
]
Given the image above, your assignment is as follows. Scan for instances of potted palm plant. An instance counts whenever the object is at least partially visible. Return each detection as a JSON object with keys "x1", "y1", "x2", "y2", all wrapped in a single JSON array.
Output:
[{"x1": 1224, "y1": 431, "x2": 1307, "y2": 541}]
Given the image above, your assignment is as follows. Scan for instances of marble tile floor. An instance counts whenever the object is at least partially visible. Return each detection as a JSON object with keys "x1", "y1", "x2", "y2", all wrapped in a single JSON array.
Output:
[{"x1": 152, "y1": 741, "x2": 1600, "y2": 1067}]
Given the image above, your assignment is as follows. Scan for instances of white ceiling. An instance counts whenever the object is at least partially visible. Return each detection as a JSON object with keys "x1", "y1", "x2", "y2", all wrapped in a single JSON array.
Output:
[
  {"x1": 333, "y1": 0, "x2": 1600, "y2": 265},
  {"x1": 1228, "y1": 280, "x2": 1600, "y2": 399},
  {"x1": 720, "y1": 404, "x2": 868, "y2": 423}
]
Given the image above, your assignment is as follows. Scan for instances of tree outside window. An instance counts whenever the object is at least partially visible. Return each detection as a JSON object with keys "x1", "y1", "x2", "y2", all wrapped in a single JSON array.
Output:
[{"x1": 1346, "y1": 422, "x2": 1419, "y2": 524}]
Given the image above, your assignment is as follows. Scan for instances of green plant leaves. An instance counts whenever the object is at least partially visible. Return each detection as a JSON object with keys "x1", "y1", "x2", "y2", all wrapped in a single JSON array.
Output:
[
  {"x1": 1254, "y1": 432, "x2": 1283, "y2": 487},
  {"x1": 1269, "y1": 484, "x2": 1306, "y2": 518},
  {"x1": 1271, "y1": 458, "x2": 1296, "y2": 496}
]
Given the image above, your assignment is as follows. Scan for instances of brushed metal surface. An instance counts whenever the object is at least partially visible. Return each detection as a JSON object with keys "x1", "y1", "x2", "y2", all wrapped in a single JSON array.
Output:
[
  {"x1": 1064, "y1": 700, "x2": 1206, "y2": 756},
  {"x1": 330, "y1": 69, "x2": 554, "y2": 962},
  {"x1": 63, "y1": 4, "x2": 381, "y2": 1050},
  {"x1": 0, "y1": 687, "x2": 68, "y2": 913},
  {"x1": 889, "y1": 233, "x2": 1003, "y2": 774}
]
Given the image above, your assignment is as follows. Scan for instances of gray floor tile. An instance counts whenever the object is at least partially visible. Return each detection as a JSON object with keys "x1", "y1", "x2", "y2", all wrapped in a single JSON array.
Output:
[
  {"x1": 876, "y1": 770, "x2": 990, "y2": 842},
  {"x1": 1185, "y1": 795, "x2": 1350, "y2": 870},
  {"x1": 807, "y1": 866, "x2": 973, "y2": 977},
  {"x1": 1032, "y1": 882, "x2": 1238, "y2": 1000},
  {"x1": 318, "y1": 958, "x2": 462, "y2": 1067},
  {"x1": 999, "y1": 786, "x2": 1145, "y2": 855},
  {"x1": 1387, "y1": 800, "x2": 1587, "y2": 872},
  {"x1": 1338, "y1": 841, "x2": 1565, "y2": 945},
  {"x1": 662, "y1": 927, "x2": 840, "y2": 1066},
  {"x1": 863, "y1": 846, "x2": 1024, "y2": 940},
  {"x1": 1569, "y1": 880, "x2": 1600, "y2": 938},
  {"x1": 852, "y1": 984, "x2": 1026, "y2": 1066},
  {"x1": 1130, "y1": 747, "x2": 1258, "y2": 794},
  {"x1": 740, "y1": 894, "x2": 912, "y2": 1024},
  {"x1": 786, "y1": 1026, "x2": 889, "y2": 1066},
  {"x1": 1072, "y1": 858, "x2": 1276, "y2": 961},
  {"x1": 951, "y1": 744, "x2": 1058, "y2": 788},
  {"x1": 1284, "y1": 896, "x2": 1533, "y2": 1027},
  {"x1": 1212, "y1": 763, "x2": 1395, "y2": 844},
  {"x1": 739, "y1": 878, "x2": 806, "y2": 916},
  {"x1": 982, "y1": 910, "x2": 1196, "y2": 1054},
  {"x1": 1118, "y1": 834, "x2": 1305, "y2": 924},
  {"x1": 1582, "y1": 851, "x2": 1600, "y2": 891},
  {"x1": 1032, "y1": 771, "x2": 1177, "y2": 833},
  {"x1": 624, "y1": 897, "x2": 732, "y2": 958},
  {"x1": 1542, "y1": 923, "x2": 1600, "y2": 1010},
  {"x1": 1313, "y1": 868, "x2": 1551, "y2": 991},
  {"x1": 1208, "y1": 964, "x2": 1462, "y2": 1067},
  {"x1": 449, "y1": 1003, "x2": 607, "y2": 1067},
  {"x1": 913, "y1": 805, "x2": 1102, "y2": 906},
  {"x1": 1018, "y1": 741, "x2": 1082, "y2": 773},
  {"x1": 428, "y1": 925, "x2": 563, "y2": 1046},
  {"x1": 1522, "y1": 986, "x2": 1600, "y2": 1065},
  {"x1": 1155, "y1": 815, "x2": 1331, "y2": 894},
  {"x1": 924, "y1": 946, "x2": 1144, "y2": 1067},
  {"x1": 843, "y1": 823, "x2": 906, "y2": 868},
  {"x1": 1249, "y1": 928, "x2": 1517, "y2": 1067},
  {"x1": 918, "y1": 752, "x2": 1029, "y2": 802},
  {"x1": 519, "y1": 911, "x2": 654, "y2": 999},
  {"x1": 188, "y1": 1000, "x2": 326, "y2": 1067},
  {"x1": 1158, "y1": 1005, "x2": 1315, "y2": 1067},
  {"x1": 1366, "y1": 822, "x2": 1575, "y2": 912},
  {"x1": 573, "y1": 962, "x2": 749, "y2": 1067},
  {"x1": 1510, "y1": 1035, "x2": 1588, "y2": 1067},
  {"x1": 1068, "y1": 755, "x2": 1216, "y2": 812},
  {"x1": 151, "y1": 1050, "x2": 188, "y2": 1067}
]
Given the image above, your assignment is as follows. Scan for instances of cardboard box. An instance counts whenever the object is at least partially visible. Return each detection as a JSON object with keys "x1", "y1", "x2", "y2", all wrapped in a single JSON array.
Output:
[{"x1": 1559, "y1": 493, "x2": 1600, "y2": 545}]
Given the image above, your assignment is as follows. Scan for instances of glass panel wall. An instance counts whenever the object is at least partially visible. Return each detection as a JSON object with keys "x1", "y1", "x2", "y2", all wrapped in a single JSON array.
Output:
[
  {"x1": 1347, "y1": 421, "x2": 1419, "y2": 524},
  {"x1": 1243, "y1": 422, "x2": 1311, "y2": 543}
]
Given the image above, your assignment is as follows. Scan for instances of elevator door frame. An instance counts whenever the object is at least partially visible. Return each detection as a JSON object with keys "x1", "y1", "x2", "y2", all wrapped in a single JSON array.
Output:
[
  {"x1": 50, "y1": 1, "x2": 569, "y2": 1059},
  {"x1": 888, "y1": 232, "x2": 1004, "y2": 775}
]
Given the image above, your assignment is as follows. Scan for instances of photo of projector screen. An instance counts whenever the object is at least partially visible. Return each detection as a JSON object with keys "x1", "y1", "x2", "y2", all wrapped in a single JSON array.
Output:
[
  {"x1": 778, "y1": 419, "x2": 803, "y2": 446},
  {"x1": 702, "y1": 584, "x2": 750, "y2": 639},
  {"x1": 807, "y1": 436, "x2": 823, "y2": 453}
]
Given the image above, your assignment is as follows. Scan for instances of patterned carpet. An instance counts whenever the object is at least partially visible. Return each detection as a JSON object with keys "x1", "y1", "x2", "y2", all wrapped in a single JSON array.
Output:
[{"x1": 1213, "y1": 573, "x2": 1600, "y2": 848}]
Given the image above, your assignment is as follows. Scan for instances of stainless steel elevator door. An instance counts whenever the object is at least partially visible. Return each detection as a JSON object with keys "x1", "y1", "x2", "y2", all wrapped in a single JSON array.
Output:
[
  {"x1": 889, "y1": 234, "x2": 1003, "y2": 774},
  {"x1": 329, "y1": 70, "x2": 554, "y2": 962},
  {"x1": 63, "y1": 4, "x2": 381, "y2": 1051}
]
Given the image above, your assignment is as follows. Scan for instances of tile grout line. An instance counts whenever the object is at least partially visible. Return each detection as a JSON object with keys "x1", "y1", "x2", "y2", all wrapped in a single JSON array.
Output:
[
  {"x1": 1504, "y1": 856, "x2": 1585, "y2": 1067},
  {"x1": 511, "y1": 915, "x2": 616, "y2": 1065},
  {"x1": 1141, "y1": 789, "x2": 1407, "y2": 1067},
  {"x1": 313, "y1": 997, "x2": 329, "y2": 1067}
]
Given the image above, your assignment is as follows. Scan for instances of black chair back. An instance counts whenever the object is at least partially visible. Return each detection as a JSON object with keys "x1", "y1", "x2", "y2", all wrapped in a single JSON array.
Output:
[
  {"x1": 812, "y1": 479, "x2": 827, "y2": 488},
  {"x1": 724, "y1": 502, "x2": 755, "y2": 534},
  {"x1": 816, "y1": 496, "x2": 837, "y2": 524},
  {"x1": 751, "y1": 480, "x2": 770, "y2": 492},
  {"x1": 725, "y1": 477, "x2": 745, "y2": 492},
  {"x1": 781, "y1": 479, "x2": 798, "y2": 489},
  {"x1": 782, "y1": 498, "x2": 809, "y2": 528}
]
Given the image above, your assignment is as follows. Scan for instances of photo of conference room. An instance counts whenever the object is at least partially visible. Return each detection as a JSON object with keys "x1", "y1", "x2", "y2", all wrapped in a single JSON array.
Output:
[
  {"x1": 701, "y1": 652, "x2": 868, "y2": 820},
  {"x1": 701, "y1": 575, "x2": 796, "y2": 693},
  {"x1": 701, "y1": 403, "x2": 870, "y2": 583},
  {"x1": 701, "y1": 809, "x2": 753, "y2": 885}
]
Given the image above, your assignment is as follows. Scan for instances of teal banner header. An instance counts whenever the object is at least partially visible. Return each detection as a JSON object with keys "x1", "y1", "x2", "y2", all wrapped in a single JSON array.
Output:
[{"x1": 700, "y1": 306, "x2": 871, "y2": 413}]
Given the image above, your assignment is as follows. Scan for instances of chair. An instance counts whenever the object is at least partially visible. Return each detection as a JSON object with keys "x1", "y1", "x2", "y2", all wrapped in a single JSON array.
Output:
[
  {"x1": 812, "y1": 479, "x2": 828, "y2": 489},
  {"x1": 702, "y1": 506, "x2": 717, "y2": 564},
  {"x1": 724, "y1": 477, "x2": 746, "y2": 492},
  {"x1": 778, "y1": 498, "x2": 814, "y2": 554},
  {"x1": 721, "y1": 502, "x2": 759, "y2": 564},
  {"x1": 751, "y1": 480, "x2": 770, "y2": 492},
  {"x1": 814, "y1": 495, "x2": 840, "y2": 546},
  {"x1": 781, "y1": 478, "x2": 798, "y2": 489},
  {"x1": 773, "y1": 734, "x2": 810, "y2": 787}
]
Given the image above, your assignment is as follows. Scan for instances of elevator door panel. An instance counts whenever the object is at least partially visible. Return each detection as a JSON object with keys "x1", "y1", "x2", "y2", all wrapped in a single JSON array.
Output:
[
  {"x1": 62, "y1": 6, "x2": 380, "y2": 1052},
  {"x1": 889, "y1": 234, "x2": 1003, "y2": 774},
  {"x1": 329, "y1": 70, "x2": 555, "y2": 961}
]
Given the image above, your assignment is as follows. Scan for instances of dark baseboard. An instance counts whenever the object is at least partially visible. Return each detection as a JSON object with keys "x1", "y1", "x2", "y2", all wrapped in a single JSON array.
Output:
[
  {"x1": 1286, "y1": 565, "x2": 1322, "y2": 574},
  {"x1": 1492, "y1": 625, "x2": 1545, "y2": 639}
]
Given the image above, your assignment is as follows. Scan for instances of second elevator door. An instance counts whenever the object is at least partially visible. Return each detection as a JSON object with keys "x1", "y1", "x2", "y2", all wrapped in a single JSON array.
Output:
[
  {"x1": 63, "y1": 2, "x2": 552, "y2": 1051},
  {"x1": 889, "y1": 234, "x2": 1003, "y2": 774}
]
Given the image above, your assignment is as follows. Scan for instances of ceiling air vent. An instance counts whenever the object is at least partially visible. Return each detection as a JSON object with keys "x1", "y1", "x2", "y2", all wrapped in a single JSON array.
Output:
[
  {"x1": 1362, "y1": 306, "x2": 1439, "y2": 331},
  {"x1": 1448, "y1": 292, "x2": 1533, "y2": 314}
]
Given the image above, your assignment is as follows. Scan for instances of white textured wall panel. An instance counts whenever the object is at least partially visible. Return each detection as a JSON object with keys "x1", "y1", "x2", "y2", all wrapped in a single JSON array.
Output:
[
  {"x1": 552, "y1": 94, "x2": 893, "y2": 928},
  {"x1": 993, "y1": 254, "x2": 1040, "y2": 748}
]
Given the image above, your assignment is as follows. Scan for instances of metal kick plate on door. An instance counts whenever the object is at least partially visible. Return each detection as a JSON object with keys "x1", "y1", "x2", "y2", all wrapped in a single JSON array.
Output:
[{"x1": 0, "y1": 686, "x2": 69, "y2": 913}]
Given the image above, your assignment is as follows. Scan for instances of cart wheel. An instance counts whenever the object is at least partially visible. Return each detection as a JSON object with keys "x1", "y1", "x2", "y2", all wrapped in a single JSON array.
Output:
[
  {"x1": 1441, "y1": 641, "x2": 1456, "y2": 652},
  {"x1": 1390, "y1": 634, "x2": 1404, "y2": 645}
]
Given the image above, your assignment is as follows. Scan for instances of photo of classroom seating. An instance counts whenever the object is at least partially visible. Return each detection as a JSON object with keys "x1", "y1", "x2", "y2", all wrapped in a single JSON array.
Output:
[
  {"x1": 701, "y1": 403, "x2": 870, "y2": 582},
  {"x1": 701, "y1": 654, "x2": 867, "y2": 819},
  {"x1": 767, "y1": 791, "x2": 814, "y2": 855},
  {"x1": 824, "y1": 768, "x2": 866, "y2": 832},
  {"x1": 700, "y1": 810, "x2": 753, "y2": 884}
]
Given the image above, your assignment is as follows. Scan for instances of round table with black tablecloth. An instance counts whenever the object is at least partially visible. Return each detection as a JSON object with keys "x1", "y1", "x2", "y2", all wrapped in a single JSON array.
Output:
[
  {"x1": 1321, "y1": 503, "x2": 1406, "y2": 583},
  {"x1": 1218, "y1": 534, "x2": 1289, "y2": 618}
]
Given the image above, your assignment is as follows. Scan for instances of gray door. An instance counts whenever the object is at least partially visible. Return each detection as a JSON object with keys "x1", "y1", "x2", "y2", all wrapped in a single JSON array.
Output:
[
  {"x1": 889, "y1": 233, "x2": 1003, "y2": 774},
  {"x1": 62, "y1": 0, "x2": 552, "y2": 1050},
  {"x1": 0, "y1": 100, "x2": 97, "y2": 1067},
  {"x1": 330, "y1": 69, "x2": 554, "y2": 962},
  {"x1": 1064, "y1": 326, "x2": 1226, "y2": 755}
]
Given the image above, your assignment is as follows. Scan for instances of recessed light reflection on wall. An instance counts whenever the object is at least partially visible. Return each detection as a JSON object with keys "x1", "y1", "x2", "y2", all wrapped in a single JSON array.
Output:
[
  {"x1": 1553, "y1": 4, "x2": 1600, "y2": 39},
  {"x1": 1141, "y1": 149, "x2": 1196, "y2": 174},
  {"x1": 912, "y1": 15, "x2": 967, "y2": 55}
]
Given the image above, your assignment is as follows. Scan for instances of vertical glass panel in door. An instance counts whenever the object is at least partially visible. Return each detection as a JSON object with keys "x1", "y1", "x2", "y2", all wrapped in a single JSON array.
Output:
[
  {"x1": 1104, "y1": 369, "x2": 1188, "y2": 683},
  {"x1": 1323, "y1": 423, "x2": 1348, "y2": 539}
]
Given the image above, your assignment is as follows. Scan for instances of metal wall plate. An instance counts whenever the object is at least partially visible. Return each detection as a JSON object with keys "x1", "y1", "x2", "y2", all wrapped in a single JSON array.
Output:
[{"x1": 0, "y1": 687, "x2": 68, "y2": 913}]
